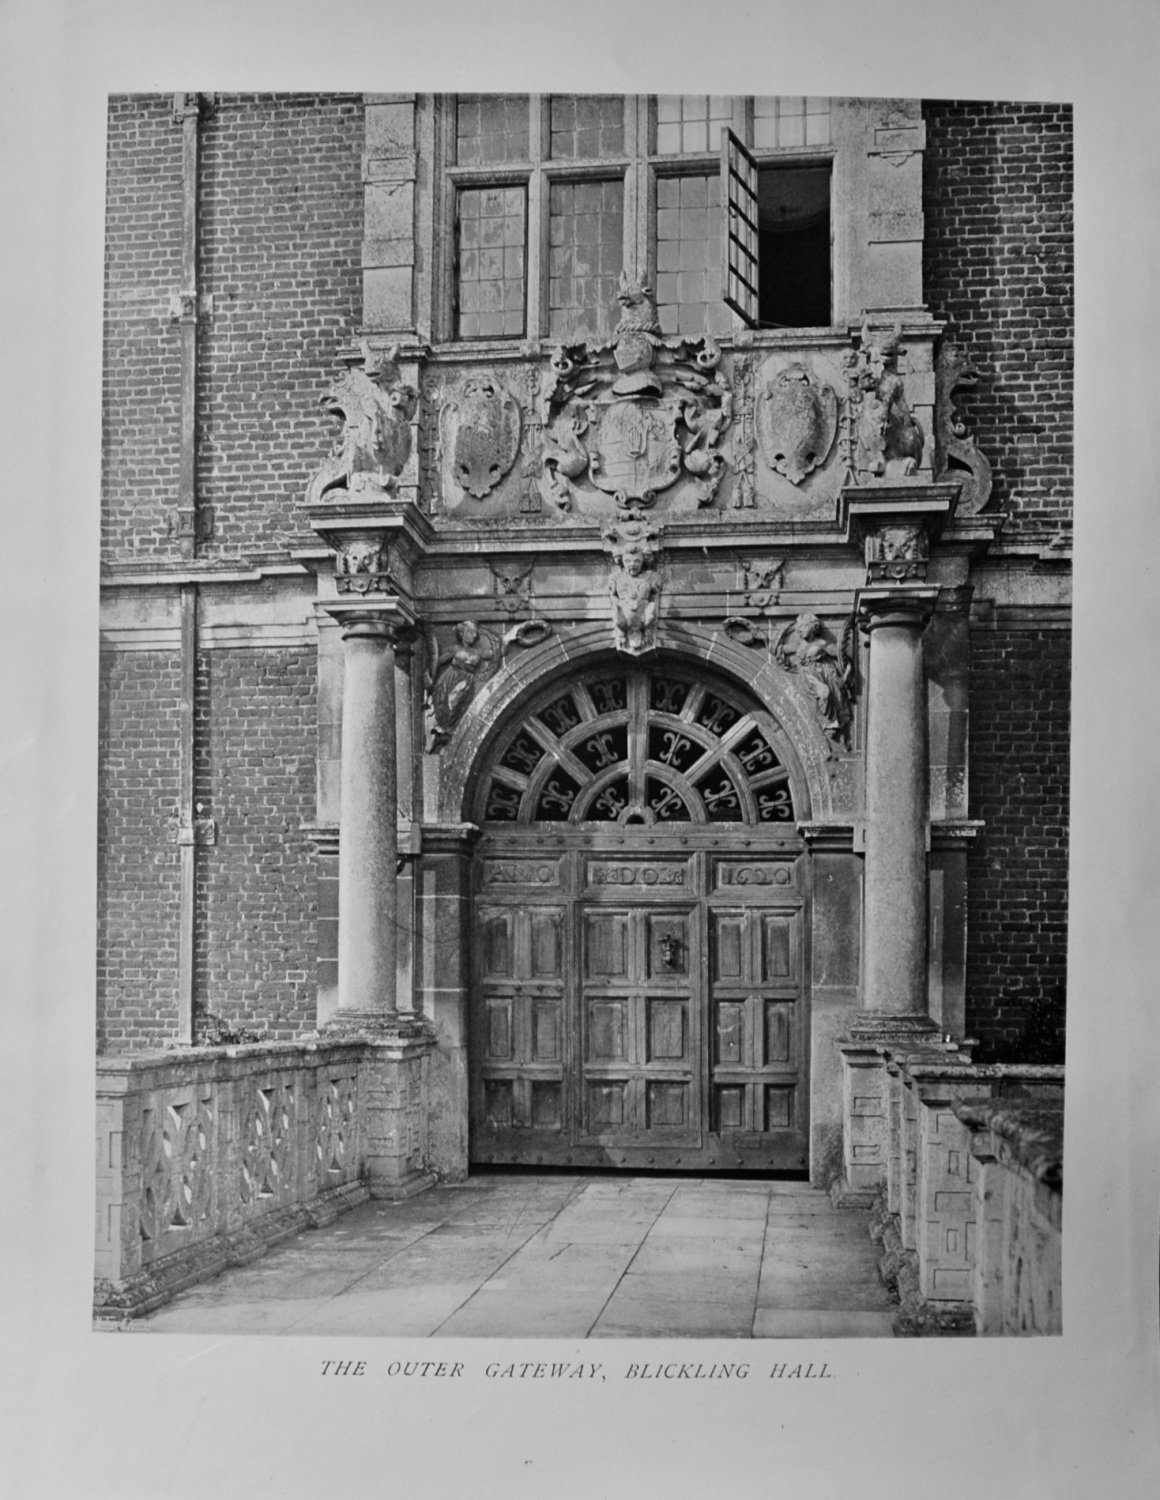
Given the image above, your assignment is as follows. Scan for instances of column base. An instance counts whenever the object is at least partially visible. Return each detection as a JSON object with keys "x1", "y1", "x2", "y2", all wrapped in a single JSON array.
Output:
[
  {"x1": 844, "y1": 1012, "x2": 941, "y2": 1044},
  {"x1": 368, "y1": 1170, "x2": 436, "y2": 1202},
  {"x1": 320, "y1": 1008, "x2": 435, "y2": 1044}
]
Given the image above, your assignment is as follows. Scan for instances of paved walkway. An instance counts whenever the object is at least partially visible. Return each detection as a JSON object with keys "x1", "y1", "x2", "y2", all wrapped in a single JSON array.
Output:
[{"x1": 130, "y1": 1173, "x2": 897, "y2": 1339}]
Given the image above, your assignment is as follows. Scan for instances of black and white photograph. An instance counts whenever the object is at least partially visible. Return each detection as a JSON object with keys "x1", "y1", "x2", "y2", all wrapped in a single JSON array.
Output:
[
  {"x1": 91, "y1": 85, "x2": 1070, "y2": 1343},
  {"x1": 5, "y1": 2, "x2": 1159, "y2": 1496}
]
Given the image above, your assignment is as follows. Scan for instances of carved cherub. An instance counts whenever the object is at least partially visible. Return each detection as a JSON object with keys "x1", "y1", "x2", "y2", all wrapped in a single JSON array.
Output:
[{"x1": 603, "y1": 515, "x2": 662, "y2": 655}]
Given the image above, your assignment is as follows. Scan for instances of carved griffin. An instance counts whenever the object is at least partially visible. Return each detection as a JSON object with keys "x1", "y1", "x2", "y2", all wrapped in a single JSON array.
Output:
[
  {"x1": 842, "y1": 323, "x2": 924, "y2": 482},
  {"x1": 305, "y1": 346, "x2": 417, "y2": 505}
]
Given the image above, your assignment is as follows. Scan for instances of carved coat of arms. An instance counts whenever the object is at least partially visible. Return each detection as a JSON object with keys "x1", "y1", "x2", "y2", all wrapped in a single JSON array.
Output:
[
  {"x1": 540, "y1": 275, "x2": 733, "y2": 513},
  {"x1": 756, "y1": 362, "x2": 838, "y2": 484},
  {"x1": 588, "y1": 400, "x2": 682, "y2": 503},
  {"x1": 439, "y1": 373, "x2": 522, "y2": 500}
]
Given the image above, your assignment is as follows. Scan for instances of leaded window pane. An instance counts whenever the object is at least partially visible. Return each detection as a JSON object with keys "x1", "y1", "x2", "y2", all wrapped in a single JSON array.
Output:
[
  {"x1": 457, "y1": 93, "x2": 530, "y2": 164},
  {"x1": 656, "y1": 95, "x2": 733, "y2": 154},
  {"x1": 753, "y1": 96, "x2": 831, "y2": 149},
  {"x1": 550, "y1": 95, "x2": 625, "y2": 159},
  {"x1": 456, "y1": 185, "x2": 527, "y2": 338},
  {"x1": 655, "y1": 174, "x2": 731, "y2": 337},
  {"x1": 548, "y1": 178, "x2": 624, "y2": 340}
]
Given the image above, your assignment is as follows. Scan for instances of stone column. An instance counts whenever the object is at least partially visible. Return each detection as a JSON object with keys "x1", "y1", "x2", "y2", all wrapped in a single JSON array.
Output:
[
  {"x1": 856, "y1": 586, "x2": 940, "y2": 1028},
  {"x1": 323, "y1": 600, "x2": 410, "y2": 1033}
]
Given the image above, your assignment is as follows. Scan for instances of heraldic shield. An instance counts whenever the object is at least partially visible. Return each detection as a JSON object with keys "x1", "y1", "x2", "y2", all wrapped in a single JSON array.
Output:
[
  {"x1": 587, "y1": 400, "x2": 682, "y2": 506},
  {"x1": 756, "y1": 362, "x2": 839, "y2": 485}
]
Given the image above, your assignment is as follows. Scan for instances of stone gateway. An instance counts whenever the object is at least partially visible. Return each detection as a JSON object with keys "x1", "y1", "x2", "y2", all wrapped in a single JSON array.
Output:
[{"x1": 95, "y1": 92, "x2": 1070, "y2": 1333}]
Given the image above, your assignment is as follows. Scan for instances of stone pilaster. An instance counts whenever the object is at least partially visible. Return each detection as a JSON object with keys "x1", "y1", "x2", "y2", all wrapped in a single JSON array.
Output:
[{"x1": 414, "y1": 823, "x2": 480, "y2": 1181}]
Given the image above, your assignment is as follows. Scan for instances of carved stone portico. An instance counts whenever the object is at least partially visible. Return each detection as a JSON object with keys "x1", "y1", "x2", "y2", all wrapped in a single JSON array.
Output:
[{"x1": 91, "y1": 92, "x2": 1075, "y2": 1346}]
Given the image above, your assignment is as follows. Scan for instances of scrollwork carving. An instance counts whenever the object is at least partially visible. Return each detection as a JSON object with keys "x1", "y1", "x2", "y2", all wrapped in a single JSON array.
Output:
[{"x1": 935, "y1": 342, "x2": 993, "y2": 515}]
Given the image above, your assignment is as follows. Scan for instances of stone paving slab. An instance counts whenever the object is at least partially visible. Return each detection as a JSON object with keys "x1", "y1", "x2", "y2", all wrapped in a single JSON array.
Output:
[
  {"x1": 128, "y1": 1173, "x2": 897, "y2": 1338},
  {"x1": 754, "y1": 1310, "x2": 897, "y2": 1338}
]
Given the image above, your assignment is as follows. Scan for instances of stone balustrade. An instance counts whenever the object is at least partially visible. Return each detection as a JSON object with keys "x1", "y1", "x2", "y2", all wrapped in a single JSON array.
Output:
[
  {"x1": 837, "y1": 1039, "x2": 1063, "y2": 1334},
  {"x1": 94, "y1": 1034, "x2": 435, "y2": 1322}
]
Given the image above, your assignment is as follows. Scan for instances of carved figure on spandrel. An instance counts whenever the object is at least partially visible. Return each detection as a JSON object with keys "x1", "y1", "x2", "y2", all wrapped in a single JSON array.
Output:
[
  {"x1": 305, "y1": 343, "x2": 417, "y2": 505},
  {"x1": 774, "y1": 612, "x2": 854, "y2": 745},
  {"x1": 424, "y1": 621, "x2": 500, "y2": 750}
]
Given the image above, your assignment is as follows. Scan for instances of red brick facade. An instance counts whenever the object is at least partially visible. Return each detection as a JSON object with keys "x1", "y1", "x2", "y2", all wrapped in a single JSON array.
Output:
[
  {"x1": 101, "y1": 93, "x2": 364, "y2": 564},
  {"x1": 193, "y1": 645, "x2": 319, "y2": 1040},
  {"x1": 922, "y1": 99, "x2": 1072, "y2": 1059},
  {"x1": 96, "y1": 648, "x2": 184, "y2": 1051},
  {"x1": 965, "y1": 627, "x2": 1071, "y2": 1061},
  {"x1": 922, "y1": 100, "x2": 1074, "y2": 536}
]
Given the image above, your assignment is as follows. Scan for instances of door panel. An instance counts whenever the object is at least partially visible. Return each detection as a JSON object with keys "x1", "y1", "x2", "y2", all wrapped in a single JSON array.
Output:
[
  {"x1": 472, "y1": 874, "x2": 809, "y2": 1171},
  {"x1": 467, "y1": 654, "x2": 810, "y2": 1172},
  {"x1": 473, "y1": 901, "x2": 569, "y2": 1157}
]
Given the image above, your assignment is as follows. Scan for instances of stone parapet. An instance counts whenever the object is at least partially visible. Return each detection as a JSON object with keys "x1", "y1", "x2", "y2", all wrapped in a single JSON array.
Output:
[
  {"x1": 835, "y1": 1042, "x2": 1063, "y2": 1335},
  {"x1": 94, "y1": 1034, "x2": 437, "y2": 1323},
  {"x1": 954, "y1": 1097, "x2": 1064, "y2": 1335}
]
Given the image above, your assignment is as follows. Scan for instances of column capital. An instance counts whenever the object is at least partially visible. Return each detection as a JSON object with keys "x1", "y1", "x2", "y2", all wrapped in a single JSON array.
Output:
[
  {"x1": 855, "y1": 585, "x2": 940, "y2": 634},
  {"x1": 324, "y1": 597, "x2": 416, "y2": 641}
]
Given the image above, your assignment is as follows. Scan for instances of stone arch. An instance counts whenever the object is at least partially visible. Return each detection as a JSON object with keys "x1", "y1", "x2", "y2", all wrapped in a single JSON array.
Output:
[{"x1": 436, "y1": 621, "x2": 837, "y2": 827}]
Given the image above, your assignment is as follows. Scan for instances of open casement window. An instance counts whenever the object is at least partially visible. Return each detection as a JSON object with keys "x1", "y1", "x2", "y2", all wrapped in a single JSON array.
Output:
[
  {"x1": 444, "y1": 98, "x2": 834, "y2": 342},
  {"x1": 720, "y1": 127, "x2": 833, "y2": 330}
]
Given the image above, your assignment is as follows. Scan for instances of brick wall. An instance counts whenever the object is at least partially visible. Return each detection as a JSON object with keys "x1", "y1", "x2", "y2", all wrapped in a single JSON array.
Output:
[
  {"x1": 102, "y1": 96, "x2": 185, "y2": 561},
  {"x1": 194, "y1": 647, "x2": 318, "y2": 1039},
  {"x1": 101, "y1": 93, "x2": 364, "y2": 565},
  {"x1": 923, "y1": 100, "x2": 1073, "y2": 534},
  {"x1": 96, "y1": 650, "x2": 183, "y2": 1051},
  {"x1": 966, "y1": 627, "x2": 1071, "y2": 1061}
]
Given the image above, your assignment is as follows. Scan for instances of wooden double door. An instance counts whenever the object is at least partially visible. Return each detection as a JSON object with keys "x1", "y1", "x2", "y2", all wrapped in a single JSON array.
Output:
[{"x1": 470, "y1": 842, "x2": 810, "y2": 1172}]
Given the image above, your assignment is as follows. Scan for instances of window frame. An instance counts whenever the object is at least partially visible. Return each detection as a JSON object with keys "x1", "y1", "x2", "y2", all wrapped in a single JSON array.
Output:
[
  {"x1": 436, "y1": 94, "x2": 839, "y2": 346},
  {"x1": 442, "y1": 94, "x2": 639, "y2": 344}
]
